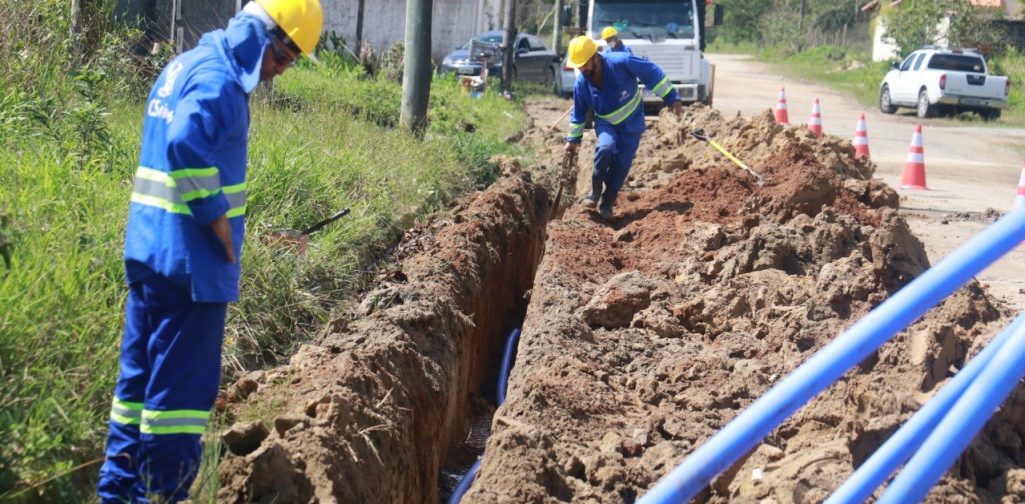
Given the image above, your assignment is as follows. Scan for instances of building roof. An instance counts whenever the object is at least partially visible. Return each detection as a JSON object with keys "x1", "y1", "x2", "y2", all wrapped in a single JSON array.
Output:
[{"x1": 862, "y1": 0, "x2": 1004, "y2": 10}]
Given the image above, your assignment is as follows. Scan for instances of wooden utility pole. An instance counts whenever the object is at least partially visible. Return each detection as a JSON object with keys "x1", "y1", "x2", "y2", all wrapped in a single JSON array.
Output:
[
  {"x1": 400, "y1": 0, "x2": 433, "y2": 135},
  {"x1": 553, "y1": 0, "x2": 564, "y2": 55},
  {"x1": 501, "y1": 0, "x2": 517, "y2": 93},
  {"x1": 798, "y1": 0, "x2": 806, "y2": 32},
  {"x1": 355, "y1": 0, "x2": 366, "y2": 55},
  {"x1": 70, "y1": 0, "x2": 86, "y2": 68}
]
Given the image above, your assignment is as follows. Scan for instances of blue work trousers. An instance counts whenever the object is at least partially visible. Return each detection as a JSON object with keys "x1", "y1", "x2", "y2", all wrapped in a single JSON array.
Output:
[
  {"x1": 97, "y1": 271, "x2": 227, "y2": 503},
  {"x1": 593, "y1": 126, "x2": 643, "y2": 210}
]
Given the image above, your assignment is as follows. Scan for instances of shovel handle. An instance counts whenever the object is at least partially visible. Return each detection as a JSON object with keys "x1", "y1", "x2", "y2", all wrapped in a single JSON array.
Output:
[
  {"x1": 302, "y1": 208, "x2": 351, "y2": 235},
  {"x1": 708, "y1": 140, "x2": 751, "y2": 171}
]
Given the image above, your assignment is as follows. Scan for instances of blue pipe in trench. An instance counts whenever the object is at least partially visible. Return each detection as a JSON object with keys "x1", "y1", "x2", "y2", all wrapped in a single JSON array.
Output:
[{"x1": 447, "y1": 328, "x2": 521, "y2": 504}]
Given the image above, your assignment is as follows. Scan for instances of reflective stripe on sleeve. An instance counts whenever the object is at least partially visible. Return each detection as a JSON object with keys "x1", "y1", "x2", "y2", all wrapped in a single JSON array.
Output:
[
  {"x1": 130, "y1": 166, "x2": 247, "y2": 218},
  {"x1": 170, "y1": 167, "x2": 221, "y2": 202},
  {"x1": 651, "y1": 77, "x2": 673, "y2": 98},
  {"x1": 223, "y1": 182, "x2": 247, "y2": 218},
  {"x1": 110, "y1": 397, "x2": 144, "y2": 425},
  {"x1": 568, "y1": 122, "x2": 585, "y2": 139}
]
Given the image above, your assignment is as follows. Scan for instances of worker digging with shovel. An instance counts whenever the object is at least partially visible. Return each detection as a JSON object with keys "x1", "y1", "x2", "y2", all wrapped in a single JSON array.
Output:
[{"x1": 564, "y1": 35, "x2": 683, "y2": 220}]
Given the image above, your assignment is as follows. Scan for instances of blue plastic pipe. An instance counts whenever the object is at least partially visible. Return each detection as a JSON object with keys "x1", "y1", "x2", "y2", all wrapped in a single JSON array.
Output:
[
  {"x1": 447, "y1": 459, "x2": 482, "y2": 504},
  {"x1": 637, "y1": 208, "x2": 1025, "y2": 504},
  {"x1": 450, "y1": 327, "x2": 522, "y2": 503},
  {"x1": 827, "y1": 311, "x2": 1025, "y2": 503},
  {"x1": 877, "y1": 318, "x2": 1025, "y2": 503},
  {"x1": 497, "y1": 328, "x2": 521, "y2": 405}
]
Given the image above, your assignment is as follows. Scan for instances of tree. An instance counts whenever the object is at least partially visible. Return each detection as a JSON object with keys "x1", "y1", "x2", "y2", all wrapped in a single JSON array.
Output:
[
  {"x1": 715, "y1": 0, "x2": 773, "y2": 44},
  {"x1": 880, "y1": 0, "x2": 953, "y2": 55},
  {"x1": 881, "y1": 0, "x2": 1005, "y2": 56},
  {"x1": 70, "y1": 0, "x2": 97, "y2": 68}
]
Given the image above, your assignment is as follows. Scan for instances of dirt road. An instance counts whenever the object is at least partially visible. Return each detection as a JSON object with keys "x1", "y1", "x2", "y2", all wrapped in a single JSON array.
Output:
[{"x1": 708, "y1": 53, "x2": 1025, "y2": 309}]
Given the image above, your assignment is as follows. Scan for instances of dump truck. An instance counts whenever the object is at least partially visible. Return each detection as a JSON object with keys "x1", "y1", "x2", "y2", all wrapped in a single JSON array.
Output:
[{"x1": 584, "y1": 0, "x2": 723, "y2": 107}]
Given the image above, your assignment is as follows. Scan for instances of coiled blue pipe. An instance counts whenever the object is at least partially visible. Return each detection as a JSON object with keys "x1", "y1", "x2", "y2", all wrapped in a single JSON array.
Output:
[
  {"x1": 637, "y1": 207, "x2": 1025, "y2": 504},
  {"x1": 827, "y1": 311, "x2": 1025, "y2": 503},
  {"x1": 877, "y1": 318, "x2": 1025, "y2": 503},
  {"x1": 448, "y1": 327, "x2": 522, "y2": 504}
]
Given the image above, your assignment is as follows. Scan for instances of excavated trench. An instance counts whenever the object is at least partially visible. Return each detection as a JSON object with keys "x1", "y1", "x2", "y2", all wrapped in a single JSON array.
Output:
[
  {"x1": 460, "y1": 105, "x2": 1023, "y2": 503},
  {"x1": 216, "y1": 175, "x2": 549, "y2": 503},
  {"x1": 216, "y1": 103, "x2": 1025, "y2": 503}
]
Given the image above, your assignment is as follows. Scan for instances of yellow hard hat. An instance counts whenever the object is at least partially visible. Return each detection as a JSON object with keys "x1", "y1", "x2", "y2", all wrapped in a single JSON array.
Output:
[
  {"x1": 601, "y1": 26, "x2": 619, "y2": 40},
  {"x1": 567, "y1": 35, "x2": 598, "y2": 68},
  {"x1": 255, "y1": 0, "x2": 323, "y2": 55}
]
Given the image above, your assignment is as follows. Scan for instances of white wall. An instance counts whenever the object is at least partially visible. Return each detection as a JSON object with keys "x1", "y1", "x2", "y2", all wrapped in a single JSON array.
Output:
[
  {"x1": 323, "y1": 0, "x2": 504, "y2": 61},
  {"x1": 872, "y1": 19, "x2": 900, "y2": 61},
  {"x1": 872, "y1": 17, "x2": 954, "y2": 62}
]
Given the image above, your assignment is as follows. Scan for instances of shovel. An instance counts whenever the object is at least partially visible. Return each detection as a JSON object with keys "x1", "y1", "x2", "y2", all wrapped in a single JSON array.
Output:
[
  {"x1": 690, "y1": 128, "x2": 765, "y2": 186},
  {"x1": 263, "y1": 208, "x2": 351, "y2": 255},
  {"x1": 551, "y1": 147, "x2": 577, "y2": 221}
]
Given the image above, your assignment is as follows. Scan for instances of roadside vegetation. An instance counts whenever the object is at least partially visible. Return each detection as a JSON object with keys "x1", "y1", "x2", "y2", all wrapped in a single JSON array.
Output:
[
  {"x1": 0, "y1": 1, "x2": 528, "y2": 501},
  {"x1": 709, "y1": 0, "x2": 1025, "y2": 125}
]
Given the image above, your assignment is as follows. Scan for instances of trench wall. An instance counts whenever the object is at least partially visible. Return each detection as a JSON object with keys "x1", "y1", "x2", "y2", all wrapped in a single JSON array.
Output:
[{"x1": 217, "y1": 174, "x2": 549, "y2": 503}]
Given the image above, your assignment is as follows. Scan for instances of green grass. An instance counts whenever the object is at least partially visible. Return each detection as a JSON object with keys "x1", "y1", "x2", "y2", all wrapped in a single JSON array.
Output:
[{"x1": 0, "y1": 51, "x2": 527, "y2": 503}]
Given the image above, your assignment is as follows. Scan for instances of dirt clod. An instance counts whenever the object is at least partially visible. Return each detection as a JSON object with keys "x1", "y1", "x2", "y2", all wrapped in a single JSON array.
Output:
[{"x1": 222, "y1": 421, "x2": 270, "y2": 457}]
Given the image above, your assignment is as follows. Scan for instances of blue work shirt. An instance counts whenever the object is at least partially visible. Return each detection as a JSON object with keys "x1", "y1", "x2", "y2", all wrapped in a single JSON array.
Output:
[
  {"x1": 606, "y1": 42, "x2": 633, "y2": 55},
  {"x1": 124, "y1": 12, "x2": 269, "y2": 302},
  {"x1": 566, "y1": 52, "x2": 679, "y2": 143}
]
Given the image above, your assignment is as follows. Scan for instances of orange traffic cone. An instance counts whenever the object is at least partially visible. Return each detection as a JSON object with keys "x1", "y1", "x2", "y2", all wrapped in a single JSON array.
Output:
[
  {"x1": 808, "y1": 98, "x2": 823, "y2": 138},
  {"x1": 775, "y1": 87, "x2": 790, "y2": 125},
  {"x1": 900, "y1": 124, "x2": 928, "y2": 190},
  {"x1": 853, "y1": 113, "x2": 870, "y2": 159},
  {"x1": 1014, "y1": 161, "x2": 1025, "y2": 210}
]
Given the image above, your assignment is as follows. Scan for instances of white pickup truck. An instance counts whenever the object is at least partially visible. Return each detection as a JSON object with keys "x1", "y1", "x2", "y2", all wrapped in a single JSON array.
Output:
[{"x1": 879, "y1": 48, "x2": 1009, "y2": 120}]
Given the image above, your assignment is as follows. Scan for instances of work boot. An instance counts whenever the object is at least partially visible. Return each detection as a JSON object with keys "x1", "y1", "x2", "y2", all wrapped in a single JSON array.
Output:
[
  {"x1": 598, "y1": 205, "x2": 613, "y2": 221},
  {"x1": 581, "y1": 181, "x2": 602, "y2": 208}
]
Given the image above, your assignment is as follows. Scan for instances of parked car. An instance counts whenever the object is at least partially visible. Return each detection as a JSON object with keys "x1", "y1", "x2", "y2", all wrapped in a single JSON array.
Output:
[
  {"x1": 552, "y1": 53, "x2": 576, "y2": 98},
  {"x1": 442, "y1": 31, "x2": 560, "y2": 84},
  {"x1": 879, "y1": 47, "x2": 1009, "y2": 120}
]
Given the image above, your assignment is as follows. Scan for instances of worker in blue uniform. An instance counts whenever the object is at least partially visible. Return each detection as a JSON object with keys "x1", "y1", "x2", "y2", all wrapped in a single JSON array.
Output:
[
  {"x1": 564, "y1": 35, "x2": 682, "y2": 220},
  {"x1": 601, "y1": 26, "x2": 633, "y2": 55},
  {"x1": 96, "y1": 0, "x2": 322, "y2": 501}
]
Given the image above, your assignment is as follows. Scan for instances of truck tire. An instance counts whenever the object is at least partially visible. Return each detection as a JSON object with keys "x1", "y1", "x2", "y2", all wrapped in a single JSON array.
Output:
[
  {"x1": 879, "y1": 85, "x2": 897, "y2": 114},
  {"x1": 916, "y1": 89, "x2": 934, "y2": 119},
  {"x1": 980, "y1": 108, "x2": 1002, "y2": 121}
]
